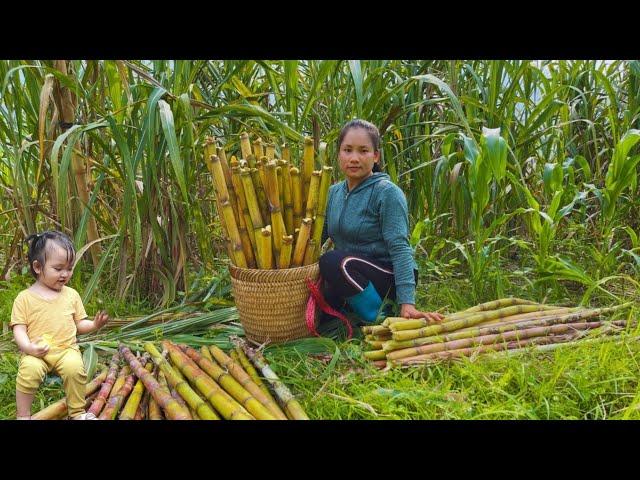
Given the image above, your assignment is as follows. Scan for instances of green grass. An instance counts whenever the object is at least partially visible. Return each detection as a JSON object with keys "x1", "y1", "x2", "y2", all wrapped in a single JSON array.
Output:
[
  {"x1": 260, "y1": 335, "x2": 640, "y2": 420},
  {"x1": 1, "y1": 270, "x2": 638, "y2": 420}
]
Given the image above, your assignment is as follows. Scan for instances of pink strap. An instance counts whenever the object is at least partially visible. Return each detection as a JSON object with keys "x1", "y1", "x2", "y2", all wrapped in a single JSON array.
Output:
[{"x1": 305, "y1": 276, "x2": 353, "y2": 340}]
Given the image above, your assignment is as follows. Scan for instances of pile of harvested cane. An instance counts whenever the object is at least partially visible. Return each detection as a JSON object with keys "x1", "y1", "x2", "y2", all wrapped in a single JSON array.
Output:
[
  {"x1": 32, "y1": 338, "x2": 308, "y2": 420},
  {"x1": 362, "y1": 298, "x2": 633, "y2": 368},
  {"x1": 205, "y1": 133, "x2": 332, "y2": 269}
]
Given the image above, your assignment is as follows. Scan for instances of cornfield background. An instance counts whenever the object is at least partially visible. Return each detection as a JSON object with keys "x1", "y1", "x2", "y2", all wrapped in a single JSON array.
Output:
[{"x1": 1, "y1": 60, "x2": 639, "y2": 419}]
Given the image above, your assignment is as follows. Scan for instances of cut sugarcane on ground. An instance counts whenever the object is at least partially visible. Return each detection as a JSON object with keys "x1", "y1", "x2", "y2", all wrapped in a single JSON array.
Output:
[
  {"x1": 31, "y1": 338, "x2": 307, "y2": 420},
  {"x1": 205, "y1": 133, "x2": 332, "y2": 270},
  {"x1": 361, "y1": 298, "x2": 634, "y2": 368}
]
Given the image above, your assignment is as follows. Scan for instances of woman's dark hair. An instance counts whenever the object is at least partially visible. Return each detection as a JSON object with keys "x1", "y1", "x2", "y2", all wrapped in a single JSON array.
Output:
[
  {"x1": 337, "y1": 119, "x2": 382, "y2": 172},
  {"x1": 25, "y1": 230, "x2": 76, "y2": 278}
]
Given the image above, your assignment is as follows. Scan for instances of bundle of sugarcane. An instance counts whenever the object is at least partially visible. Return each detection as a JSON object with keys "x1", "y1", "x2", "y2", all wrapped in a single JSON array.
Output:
[
  {"x1": 31, "y1": 340, "x2": 308, "y2": 420},
  {"x1": 360, "y1": 297, "x2": 634, "y2": 368},
  {"x1": 205, "y1": 134, "x2": 332, "y2": 269}
]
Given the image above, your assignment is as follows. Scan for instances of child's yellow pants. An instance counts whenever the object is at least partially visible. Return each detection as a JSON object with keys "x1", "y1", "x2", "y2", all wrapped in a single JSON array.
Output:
[{"x1": 17, "y1": 346, "x2": 87, "y2": 417}]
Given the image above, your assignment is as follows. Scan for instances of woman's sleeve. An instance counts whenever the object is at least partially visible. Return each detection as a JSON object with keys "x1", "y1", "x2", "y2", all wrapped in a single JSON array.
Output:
[{"x1": 379, "y1": 186, "x2": 416, "y2": 305}]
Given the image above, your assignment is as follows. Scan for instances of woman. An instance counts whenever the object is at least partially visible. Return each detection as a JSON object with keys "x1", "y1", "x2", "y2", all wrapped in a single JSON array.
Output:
[{"x1": 319, "y1": 119, "x2": 443, "y2": 325}]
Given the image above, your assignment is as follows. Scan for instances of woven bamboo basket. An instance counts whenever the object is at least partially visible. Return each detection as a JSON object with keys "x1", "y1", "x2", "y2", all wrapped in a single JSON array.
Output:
[{"x1": 229, "y1": 263, "x2": 320, "y2": 344}]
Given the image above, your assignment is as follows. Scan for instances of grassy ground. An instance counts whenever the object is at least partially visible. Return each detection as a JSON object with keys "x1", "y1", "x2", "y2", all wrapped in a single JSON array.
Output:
[{"x1": 1, "y1": 267, "x2": 639, "y2": 420}]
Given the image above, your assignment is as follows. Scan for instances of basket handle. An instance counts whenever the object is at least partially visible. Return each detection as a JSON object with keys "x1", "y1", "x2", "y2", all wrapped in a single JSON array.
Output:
[{"x1": 305, "y1": 276, "x2": 353, "y2": 340}]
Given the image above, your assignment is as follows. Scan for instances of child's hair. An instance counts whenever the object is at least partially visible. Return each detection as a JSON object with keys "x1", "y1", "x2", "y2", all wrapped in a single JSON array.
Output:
[
  {"x1": 337, "y1": 119, "x2": 382, "y2": 172},
  {"x1": 25, "y1": 230, "x2": 76, "y2": 278}
]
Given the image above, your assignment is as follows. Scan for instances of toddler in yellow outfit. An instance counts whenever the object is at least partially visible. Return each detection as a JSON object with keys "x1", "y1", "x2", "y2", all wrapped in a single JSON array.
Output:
[{"x1": 11, "y1": 231, "x2": 109, "y2": 420}]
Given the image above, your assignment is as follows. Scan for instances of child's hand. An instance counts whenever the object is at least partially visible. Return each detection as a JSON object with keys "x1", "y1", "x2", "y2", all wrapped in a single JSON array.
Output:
[
  {"x1": 27, "y1": 339, "x2": 50, "y2": 358},
  {"x1": 94, "y1": 310, "x2": 109, "y2": 330}
]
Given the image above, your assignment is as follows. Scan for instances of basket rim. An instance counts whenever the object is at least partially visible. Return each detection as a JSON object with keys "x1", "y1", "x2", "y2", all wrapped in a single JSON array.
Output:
[{"x1": 229, "y1": 262, "x2": 319, "y2": 274}]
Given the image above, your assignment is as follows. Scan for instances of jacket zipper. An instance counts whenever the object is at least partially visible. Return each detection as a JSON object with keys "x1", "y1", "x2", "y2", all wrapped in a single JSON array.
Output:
[{"x1": 338, "y1": 187, "x2": 349, "y2": 237}]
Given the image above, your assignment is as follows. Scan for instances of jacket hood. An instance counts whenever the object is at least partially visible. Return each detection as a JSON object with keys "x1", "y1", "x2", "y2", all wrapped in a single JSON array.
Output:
[{"x1": 343, "y1": 172, "x2": 391, "y2": 194}]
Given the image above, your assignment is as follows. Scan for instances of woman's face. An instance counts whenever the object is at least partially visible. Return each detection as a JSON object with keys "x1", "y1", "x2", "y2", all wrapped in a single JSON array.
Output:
[{"x1": 338, "y1": 127, "x2": 380, "y2": 188}]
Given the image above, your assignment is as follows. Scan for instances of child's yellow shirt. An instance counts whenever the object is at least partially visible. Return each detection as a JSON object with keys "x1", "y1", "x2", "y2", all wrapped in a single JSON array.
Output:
[{"x1": 10, "y1": 286, "x2": 87, "y2": 350}]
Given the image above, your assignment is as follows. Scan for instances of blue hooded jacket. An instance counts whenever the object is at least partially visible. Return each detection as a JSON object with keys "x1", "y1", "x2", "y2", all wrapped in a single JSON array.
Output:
[{"x1": 321, "y1": 172, "x2": 418, "y2": 305}]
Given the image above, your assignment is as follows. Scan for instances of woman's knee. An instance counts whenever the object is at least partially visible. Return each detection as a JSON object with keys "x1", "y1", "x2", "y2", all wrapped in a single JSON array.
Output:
[{"x1": 319, "y1": 250, "x2": 347, "y2": 279}]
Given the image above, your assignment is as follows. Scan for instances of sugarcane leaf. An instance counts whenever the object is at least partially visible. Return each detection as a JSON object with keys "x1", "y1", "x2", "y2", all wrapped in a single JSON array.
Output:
[
  {"x1": 301, "y1": 60, "x2": 339, "y2": 122},
  {"x1": 413, "y1": 74, "x2": 473, "y2": 137},
  {"x1": 158, "y1": 99, "x2": 188, "y2": 203},
  {"x1": 348, "y1": 60, "x2": 364, "y2": 117},
  {"x1": 83, "y1": 343, "x2": 98, "y2": 380},
  {"x1": 197, "y1": 104, "x2": 303, "y2": 142},
  {"x1": 283, "y1": 60, "x2": 299, "y2": 126},
  {"x1": 74, "y1": 234, "x2": 118, "y2": 268},
  {"x1": 82, "y1": 233, "x2": 120, "y2": 304}
]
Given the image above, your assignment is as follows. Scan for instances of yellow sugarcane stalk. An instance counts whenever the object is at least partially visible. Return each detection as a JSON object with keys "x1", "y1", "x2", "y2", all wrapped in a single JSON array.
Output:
[
  {"x1": 119, "y1": 361, "x2": 154, "y2": 420},
  {"x1": 158, "y1": 370, "x2": 195, "y2": 420},
  {"x1": 279, "y1": 160, "x2": 294, "y2": 235},
  {"x1": 257, "y1": 226, "x2": 274, "y2": 269},
  {"x1": 258, "y1": 156, "x2": 269, "y2": 194},
  {"x1": 233, "y1": 347, "x2": 275, "y2": 402},
  {"x1": 310, "y1": 166, "x2": 333, "y2": 261},
  {"x1": 265, "y1": 142, "x2": 275, "y2": 160},
  {"x1": 119, "y1": 345, "x2": 190, "y2": 420},
  {"x1": 208, "y1": 345, "x2": 287, "y2": 420},
  {"x1": 241, "y1": 167, "x2": 265, "y2": 255},
  {"x1": 303, "y1": 239, "x2": 317, "y2": 266},
  {"x1": 238, "y1": 340, "x2": 309, "y2": 420},
  {"x1": 279, "y1": 235, "x2": 293, "y2": 269},
  {"x1": 265, "y1": 161, "x2": 286, "y2": 263},
  {"x1": 290, "y1": 167, "x2": 303, "y2": 231},
  {"x1": 291, "y1": 218, "x2": 312, "y2": 267},
  {"x1": 145, "y1": 343, "x2": 219, "y2": 420},
  {"x1": 231, "y1": 166, "x2": 257, "y2": 252},
  {"x1": 250, "y1": 162, "x2": 269, "y2": 225},
  {"x1": 392, "y1": 304, "x2": 562, "y2": 341},
  {"x1": 216, "y1": 144, "x2": 241, "y2": 225},
  {"x1": 305, "y1": 170, "x2": 321, "y2": 219},
  {"x1": 281, "y1": 143, "x2": 290, "y2": 162},
  {"x1": 178, "y1": 344, "x2": 278, "y2": 420},
  {"x1": 209, "y1": 155, "x2": 247, "y2": 267},
  {"x1": 240, "y1": 132, "x2": 252, "y2": 160},
  {"x1": 201, "y1": 346, "x2": 214, "y2": 362},
  {"x1": 301, "y1": 136, "x2": 314, "y2": 202},
  {"x1": 234, "y1": 197, "x2": 257, "y2": 268},
  {"x1": 276, "y1": 165, "x2": 284, "y2": 220},
  {"x1": 163, "y1": 341, "x2": 254, "y2": 420},
  {"x1": 252, "y1": 137, "x2": 264, "y2": 159}
]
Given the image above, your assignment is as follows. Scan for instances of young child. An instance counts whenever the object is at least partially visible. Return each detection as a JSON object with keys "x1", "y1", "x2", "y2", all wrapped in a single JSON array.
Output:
[{"x1": 11, "y1": 230, "x2": 109, "y2": 420}]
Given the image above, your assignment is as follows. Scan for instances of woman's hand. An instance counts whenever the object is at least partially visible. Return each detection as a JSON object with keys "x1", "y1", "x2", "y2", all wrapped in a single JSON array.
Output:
[
  {"x1": 93, "y1": 310, "x2": 109, "y2": 330},
  {"x1": 399, "y1": 304, "x2": 445, "y2": 323}
]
